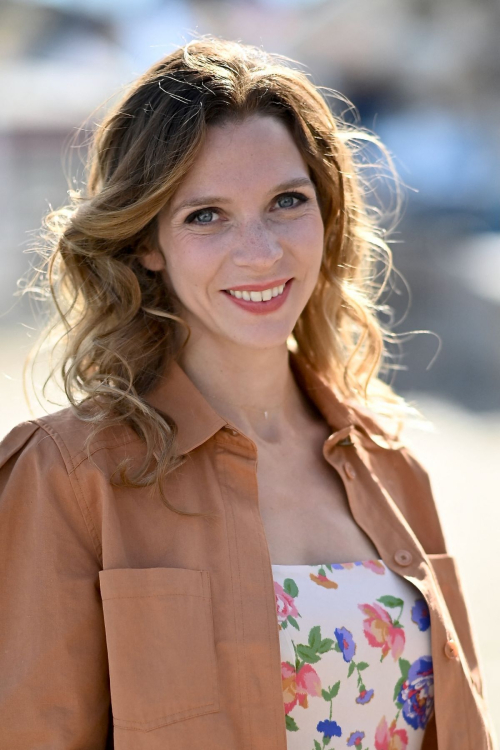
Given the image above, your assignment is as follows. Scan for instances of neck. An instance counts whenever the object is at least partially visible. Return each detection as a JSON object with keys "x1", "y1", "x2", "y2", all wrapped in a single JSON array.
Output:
[{"x1": 176, "y1": 337, "x2": 316, "y2": 442}]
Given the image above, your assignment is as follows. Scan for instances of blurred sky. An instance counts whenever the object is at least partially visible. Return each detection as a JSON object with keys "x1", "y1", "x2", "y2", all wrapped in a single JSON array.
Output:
[{"x1": 1, "y1": 0, "x2": 499, "y2": 734}]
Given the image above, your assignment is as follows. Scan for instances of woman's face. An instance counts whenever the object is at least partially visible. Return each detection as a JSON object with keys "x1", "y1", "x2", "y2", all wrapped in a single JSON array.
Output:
[{"x1": 144, "y1": 114, "x2": 325, "y2": 354}]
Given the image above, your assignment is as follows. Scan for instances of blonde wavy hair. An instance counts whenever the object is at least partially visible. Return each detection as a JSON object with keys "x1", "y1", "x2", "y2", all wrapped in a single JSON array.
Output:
[{"x1": 29, "y1": 36, "x2": 410, "y2": 513}]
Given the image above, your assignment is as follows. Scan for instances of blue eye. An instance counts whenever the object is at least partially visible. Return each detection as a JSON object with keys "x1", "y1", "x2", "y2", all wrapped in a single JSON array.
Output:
[
  {"x1": 186, "y1": 208, "x2": 217, "y2": 225},
  {"x1": 276, "y1": 193, "x2": 309, "y2": 208},
  {"x1": 276, "y1": 192, "x2": 308, "y2": 209},
  {"x1": 185, "y1": 191, "x2": 309, "y2": 225}
]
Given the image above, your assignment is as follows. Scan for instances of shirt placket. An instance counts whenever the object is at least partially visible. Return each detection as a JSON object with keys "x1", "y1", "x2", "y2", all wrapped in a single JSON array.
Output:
[{"x1": 215, "y1": 427, "x2": 288, "y2": 750}]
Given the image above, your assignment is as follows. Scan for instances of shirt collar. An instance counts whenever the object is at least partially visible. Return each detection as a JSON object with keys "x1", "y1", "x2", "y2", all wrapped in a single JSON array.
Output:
[{"x1": 144, "y1": 350, "x2": 385, "y2": 455}]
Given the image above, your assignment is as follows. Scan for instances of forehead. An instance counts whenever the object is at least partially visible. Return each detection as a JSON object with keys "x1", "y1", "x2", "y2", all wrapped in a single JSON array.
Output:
[{"x1": 175, "y1": 115, "x2": 309, "y2": 195}]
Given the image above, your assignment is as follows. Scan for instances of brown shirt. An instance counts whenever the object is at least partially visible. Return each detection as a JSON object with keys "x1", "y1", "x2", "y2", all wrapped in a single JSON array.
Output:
[{"x1": 0, "y1": 352, "x2": 496, "y2": 749}]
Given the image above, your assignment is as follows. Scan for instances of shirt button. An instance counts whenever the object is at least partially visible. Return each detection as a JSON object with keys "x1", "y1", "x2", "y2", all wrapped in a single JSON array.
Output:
[
  {"x1": 394, "y1": 549, "x2": 413, "y2": 567},
  {"x1": 344, "y1": 462, "x2": 356, "y2": 479},
  {"x1": 444, "y1": 639, "x2": 459, "y2": 659}
]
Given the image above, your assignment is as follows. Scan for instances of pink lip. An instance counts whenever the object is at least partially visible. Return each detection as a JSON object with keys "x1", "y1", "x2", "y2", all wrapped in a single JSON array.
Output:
[
  {"x1": 221, "y1": 279, "x2": 293, "y2": 315},
  {"x1": 223, "y1": 277, "x2": 292, "y2": 292}
]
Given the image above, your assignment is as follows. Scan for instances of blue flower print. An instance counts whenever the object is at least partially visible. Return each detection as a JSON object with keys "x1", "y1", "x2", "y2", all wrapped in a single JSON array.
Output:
[
  {"x1": 355, "y1": 688, "x2": 374, "y2": 704},
  {"x1": 347, "y1": 730, "x2": 365, "y2": 746},
  {"x1": 397, "y1": 655, "x2": 434, "y2": 729},
  {"x1": 317, "y1": 719, "x2": 342, "y2": 739},
  {"x1": 334, "y1": 627, "x2": 356, "y2": 662},
  {"x1": 411, "y1": 598, "x2": 430, "y2": 631}
]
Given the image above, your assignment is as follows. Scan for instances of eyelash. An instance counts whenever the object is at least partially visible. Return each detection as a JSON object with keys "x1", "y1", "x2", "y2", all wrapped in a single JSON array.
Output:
[{"x1": 185, "y1": 191, "x2": 309, "y2": 225}]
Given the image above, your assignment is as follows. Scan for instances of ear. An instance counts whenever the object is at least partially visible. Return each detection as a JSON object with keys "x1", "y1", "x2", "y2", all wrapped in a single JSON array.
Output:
[{"x1": 138, "y1": 249, "x2": 166, "y2": 272}]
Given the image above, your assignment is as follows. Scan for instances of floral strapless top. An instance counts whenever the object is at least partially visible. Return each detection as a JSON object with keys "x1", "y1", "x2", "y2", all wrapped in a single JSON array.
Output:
[{"x1": 272, "y1": 559, "x2": 434, "y2": 750}]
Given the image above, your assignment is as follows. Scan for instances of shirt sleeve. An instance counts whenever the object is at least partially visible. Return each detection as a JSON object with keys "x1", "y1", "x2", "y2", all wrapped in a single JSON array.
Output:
[{"x1": 0, "y1": 422, "x2": 111, "y2": 749}]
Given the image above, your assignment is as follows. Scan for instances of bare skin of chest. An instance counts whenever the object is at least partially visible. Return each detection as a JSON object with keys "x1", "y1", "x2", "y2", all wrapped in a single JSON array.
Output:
[{"x1": 256, "y1": 424, "x2": 380, "y2": 566}]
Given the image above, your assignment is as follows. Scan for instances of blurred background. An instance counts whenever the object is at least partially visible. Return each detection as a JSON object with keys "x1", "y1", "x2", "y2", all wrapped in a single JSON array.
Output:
[{"x1": 1, "y1": 0, "x2": 499, "y2": 731}]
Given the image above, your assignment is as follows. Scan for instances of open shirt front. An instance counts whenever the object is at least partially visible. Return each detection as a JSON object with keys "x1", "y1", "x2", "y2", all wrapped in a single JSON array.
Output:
[{"x1": 0, "y1": 351, "x2": 496, "y2": 749}]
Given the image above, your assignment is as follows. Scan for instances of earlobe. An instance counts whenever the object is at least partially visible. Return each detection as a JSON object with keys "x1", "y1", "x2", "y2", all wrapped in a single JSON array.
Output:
[{"x1": 139, "y1": 250, "x2": 166, "y2": 272}]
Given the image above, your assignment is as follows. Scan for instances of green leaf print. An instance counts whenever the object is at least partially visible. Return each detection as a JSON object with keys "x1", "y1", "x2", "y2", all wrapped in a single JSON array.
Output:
[
  {"x1": 317, "y1": 638, "x2": 334, "y2": 654},
  {"x1": 285, "y1": 715, "x2": 299, "y2": 732},
  {"x1": 399, "y1": 657, "x2": 411, "y2": 682},
  {"x1": 314, "y1": 741, "x2": 322, "y2": 750},
  {"x1": 377, "y1": 594, "x2": 405, "y2": 627},
  {"x1": 296, "y1": 644, "x2": 321, "y2": 664},
  {"x1": 331, "y1": 680, "x2": 341, "y2": 698},
  {"x1": 293, "y1": 626, "x2": 336, "y2": 670},
  {"x1": 357, "y1": 661, "x2": 369, "y2": 671},
  {"x1": 324, "y1": 680, "x2": 340, "y2": 700},
  {"x1": 377, "y1": 595, "x2": 404, "y2": 609},
  {"x1": 284, "y1": 578, "x2": 299, "y2": 598},
  {"x1": 347, "y1": 661, "x2": 355, "y2": 678},
  {"x1": 288, "y1": 615, "x2": 300, "y2": 630},
  {"x1": 393, "y1": 675, "x2": 405, "y2": 706},
  {"x1": 309, "y1": 625, "x2": 321, "y2": 650},
  {"x1": 393, "y1": 659, "x2": 411, "y2": 706}
]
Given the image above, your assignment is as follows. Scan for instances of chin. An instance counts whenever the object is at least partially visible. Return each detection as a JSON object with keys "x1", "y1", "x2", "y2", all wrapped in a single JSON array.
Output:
[{"x1": 224, "y1": 328, "x2": 294, "y2": 351}]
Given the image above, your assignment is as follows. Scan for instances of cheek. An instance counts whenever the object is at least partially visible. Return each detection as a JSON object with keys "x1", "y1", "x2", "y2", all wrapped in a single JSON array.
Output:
[
  {"x1": 289, "y1": 214, "x2": 324, "y2": 267},
  {"x1": 164, "y1": 239, "x2": 220, "y2": 300}
]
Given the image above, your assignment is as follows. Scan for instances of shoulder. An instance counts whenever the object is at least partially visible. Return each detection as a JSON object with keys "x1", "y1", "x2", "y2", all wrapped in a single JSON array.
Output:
[
  {"x1": 346, "y1": 400, "x2": 447, "y2": 553},
  {"x1": 0, "y1": 412, "x2": 100, "y2": 563},
  {"x1": 0, "y1": 407, "x2": 145, "y2": 566},
  {"x1": 1, "y1": 406, "x2": 142, "y2": 476},
  {"x1": 346, "y1": 398, "x2": 432, "y2": 491},
  {"x1": 346, "y1": 399, "x2": 428, "y2": 470}
]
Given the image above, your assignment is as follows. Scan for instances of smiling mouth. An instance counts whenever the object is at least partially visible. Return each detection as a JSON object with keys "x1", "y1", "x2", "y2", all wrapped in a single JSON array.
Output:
[{"x1": 225, "y1": 283, "x2": 287, "y2": 302}]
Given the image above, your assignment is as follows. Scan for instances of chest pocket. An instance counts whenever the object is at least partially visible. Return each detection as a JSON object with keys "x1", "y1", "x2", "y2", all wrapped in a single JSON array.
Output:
[{"x1": 99, "y1": 567, "x2": 220, "y2": 732}]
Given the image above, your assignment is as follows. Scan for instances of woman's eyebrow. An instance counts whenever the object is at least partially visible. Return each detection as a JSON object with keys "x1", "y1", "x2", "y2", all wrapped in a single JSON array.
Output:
[{"x1": 171, "y1": 177, "x2": 316, "y2": 216}]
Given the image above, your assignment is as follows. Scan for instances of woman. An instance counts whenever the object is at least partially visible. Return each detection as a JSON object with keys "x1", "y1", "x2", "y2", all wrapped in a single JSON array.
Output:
[{"x1": 0, "y1": 37, "x2": 495, "y2": 749}]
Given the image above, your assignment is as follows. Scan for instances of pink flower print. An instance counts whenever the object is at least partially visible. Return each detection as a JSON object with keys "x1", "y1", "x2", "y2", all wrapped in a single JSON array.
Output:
[
  {"x1": 296, "y1": 663, "x2": 323, "y2": 708},
  {"x1": 281, "y1": 662, "x2": 298, "y2": 714},
  {"x1": 274, "y1": 581, "x2": 299, "y2": 627},
  {"x1": 361, "y1": 559, "x2": 385, "y2": 575},
  {"x1": 281, "y1": 661, "x2": 322, "y2": 714},
  {"x1": 359, "y1": 602, "x2": 405, "y2": 661},
  {"x1": 374, "y1": 716, "x2": 408, "y2": 750}
]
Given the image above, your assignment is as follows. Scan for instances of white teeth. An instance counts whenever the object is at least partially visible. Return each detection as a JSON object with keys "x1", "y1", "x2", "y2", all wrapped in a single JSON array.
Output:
[{"x1": 227, "y1": 282, "x2": 288, "y2": 301}]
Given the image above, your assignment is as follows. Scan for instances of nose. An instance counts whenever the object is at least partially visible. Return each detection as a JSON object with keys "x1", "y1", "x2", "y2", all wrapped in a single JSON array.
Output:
[{"x1": 232, "y1": 219, "x2": 284, "y2": 270}]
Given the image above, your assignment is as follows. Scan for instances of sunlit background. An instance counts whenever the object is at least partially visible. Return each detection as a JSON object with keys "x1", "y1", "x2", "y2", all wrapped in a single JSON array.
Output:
[{"x1": 1, "y1": 0, "x2": 499, "y2": 731}]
